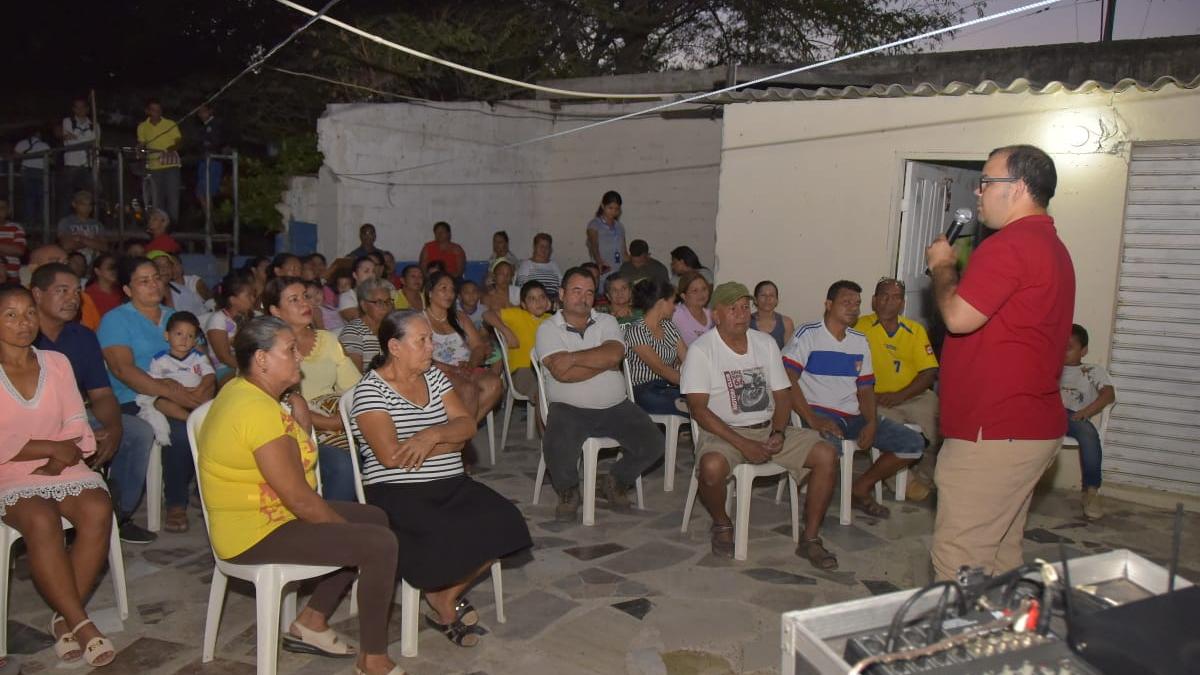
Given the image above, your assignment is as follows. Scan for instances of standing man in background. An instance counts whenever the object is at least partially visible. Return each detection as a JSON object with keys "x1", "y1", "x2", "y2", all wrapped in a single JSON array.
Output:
[
  {"x1": 14, "y1": 127, "x2": 51, "y2": 229},
  {"x1": 61, "y1": 97, "x2": 99, "y2": 212},
  {"x1": 926, "y1": 144, "x2": 1075, "y2": 580},
  {"x1": 137, "y1": 98, "x2": 183, "y2": 222}
]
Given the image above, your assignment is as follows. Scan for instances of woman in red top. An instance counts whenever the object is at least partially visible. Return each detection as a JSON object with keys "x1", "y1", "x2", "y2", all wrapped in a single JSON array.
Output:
[
  {"x1": 84, "y1": 253, "x2": 123, "y2": 317},
  {"x1": 419, "y1": 221, "x2": 467, "y2": 278}
]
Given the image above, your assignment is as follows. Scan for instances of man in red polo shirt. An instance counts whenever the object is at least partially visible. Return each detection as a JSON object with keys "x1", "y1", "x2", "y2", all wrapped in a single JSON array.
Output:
[{"x1": 925, "y1": 144, "x2": 1075, "y2": 580}]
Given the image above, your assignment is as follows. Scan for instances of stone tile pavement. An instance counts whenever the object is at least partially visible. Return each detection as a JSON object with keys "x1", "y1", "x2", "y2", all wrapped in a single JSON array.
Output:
[{"x1": 5, "y1": 410, "x2": 1197, "y2": 674}]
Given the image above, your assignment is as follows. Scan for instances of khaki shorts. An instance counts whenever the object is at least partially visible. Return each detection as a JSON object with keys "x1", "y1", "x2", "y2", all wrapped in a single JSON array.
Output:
[
  {"x1": 510, "y1": 367, "x2": 539, "y2": 401},
  {"x1": 696, "y1": 424, "x2": 822, "y2": 481}
]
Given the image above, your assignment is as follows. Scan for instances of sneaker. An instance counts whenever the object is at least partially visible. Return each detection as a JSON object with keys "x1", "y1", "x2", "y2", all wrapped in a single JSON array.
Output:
[
  {"x1": 555, "y1": 486, "x2": 581, "y2": 522},
  {"x1": 599, "y1": 474, "x2": 632, "y2": 511},
  {"x1": 1082, "y1": 487, "x2": 1104, "y2": 520},
  {"x1": 119, "y1": 520, "x2": 157, "y2": 545}
]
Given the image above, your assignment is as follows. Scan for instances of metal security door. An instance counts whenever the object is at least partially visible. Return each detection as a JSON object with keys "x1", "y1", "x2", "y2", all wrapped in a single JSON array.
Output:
[
  {"x1": 896, "y1": 161, "x2": 980, "y2": 329},
  {"x1": 1106, "y1": 141, "x2": 1200, "y2": 495}
]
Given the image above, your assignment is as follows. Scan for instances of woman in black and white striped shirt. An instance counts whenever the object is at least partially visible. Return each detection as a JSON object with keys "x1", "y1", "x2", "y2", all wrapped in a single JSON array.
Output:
[
  {"x1": 349, "y1": 310, "x2": 531, "y2": 648},
  {"x1": 624, "y1": 278, "x2": 688, "y2": 417}
]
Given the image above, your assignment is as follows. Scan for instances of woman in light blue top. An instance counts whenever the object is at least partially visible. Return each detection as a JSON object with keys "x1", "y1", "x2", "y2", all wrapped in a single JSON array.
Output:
[{"x1": 586, "y1": 190, "x2": 629, "y2": 278}]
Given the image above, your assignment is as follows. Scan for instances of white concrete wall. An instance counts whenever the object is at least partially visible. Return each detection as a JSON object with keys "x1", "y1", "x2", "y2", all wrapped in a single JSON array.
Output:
[
  {"x1": 306, "y1": 101, "x2": 722, "y2": 269},
  {"x1": 714, "y1": 84, "x2": 1200, "y2": 366}
]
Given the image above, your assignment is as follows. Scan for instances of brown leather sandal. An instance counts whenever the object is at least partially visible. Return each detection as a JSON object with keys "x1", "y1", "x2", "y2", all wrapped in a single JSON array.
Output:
[
  {"x1": 710, "y1": 523, "x2": 735, "y2": 558},
  {"x1": 796, "y1": 537, "x2": 839, "y2": 570}
]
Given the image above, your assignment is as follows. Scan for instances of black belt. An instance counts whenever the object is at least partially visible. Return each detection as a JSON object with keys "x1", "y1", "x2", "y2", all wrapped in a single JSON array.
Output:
[{"x1": 735, "y1": 420, "x2": 772, "y2": 430}]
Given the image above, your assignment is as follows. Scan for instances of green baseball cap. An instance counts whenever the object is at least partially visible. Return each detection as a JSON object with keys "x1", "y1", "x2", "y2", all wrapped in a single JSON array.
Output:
[{"x1": 710, "y1": 281, "x2": 751, "y2": 308}]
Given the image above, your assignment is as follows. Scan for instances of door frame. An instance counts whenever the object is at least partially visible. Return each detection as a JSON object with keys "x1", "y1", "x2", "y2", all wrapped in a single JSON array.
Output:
[{"x1": 886, "y1": 151, "x2": 989, "y2": 278}]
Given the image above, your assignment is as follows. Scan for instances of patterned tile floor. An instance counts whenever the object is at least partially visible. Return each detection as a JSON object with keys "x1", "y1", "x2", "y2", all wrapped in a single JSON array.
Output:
[{"x1": 6, "y1": 411, "x2": 1198, "y2": 674}]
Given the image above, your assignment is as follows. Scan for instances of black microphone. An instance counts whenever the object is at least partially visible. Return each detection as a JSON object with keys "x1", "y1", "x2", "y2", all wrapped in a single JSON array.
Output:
[{"x1": 925, "y1": 208, "x2": 973, "y2": 275}]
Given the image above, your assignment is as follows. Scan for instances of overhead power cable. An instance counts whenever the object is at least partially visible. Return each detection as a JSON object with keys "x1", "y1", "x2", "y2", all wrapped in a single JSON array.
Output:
[
  {"x1": 272, "y1": 0, "x2": 673, "y2": 100},
  {"x1": 326, "y1": 0, "x2": 1067, "y2": 180}
]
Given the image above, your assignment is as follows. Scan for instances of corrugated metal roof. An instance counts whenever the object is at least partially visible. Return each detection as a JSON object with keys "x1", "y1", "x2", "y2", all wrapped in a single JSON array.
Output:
[{"x1": 709, "y1": 75, "x2": 1200, "y2": 103}]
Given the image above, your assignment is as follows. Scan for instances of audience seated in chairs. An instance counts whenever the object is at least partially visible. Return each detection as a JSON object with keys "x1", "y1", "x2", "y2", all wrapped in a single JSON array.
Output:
[
  {"x1": 680, "y1": 281, "x2": 840, "y2": 568},
  {"x1": 673, "y1": 271, "x2": 713, "y2": 347},
  {"x1": 263, "y1": 277, "x2": 358, "y2": 502},
  {"x1": 204, "y1": 269, "x2": 257, "y2": 385},
  {"x1": 31, "y1": 263, "x2": 157, "y2": 544},
  {"x1": 98, "y1": 256, "x2": 197, "y2": 534},
  {"x1": 784, "y1": 280, "x2": 925, "y2": 519},
  {"x1": 749, "y1": 280, "x2": 795, "y2": 350},
  {"x1": 624, "y1": 278, "x2": 688, "y2": 417},
  {"x1": 483, "y1": 259, "x2": 518, "y2": 312},
  {"x1": 197, "y1": 316, "x2": 402, "y2": 675},
  {"x1": 423, "y1": 272, "x2": 502, "y2": 427},
  {"x1": 534, "y1": 267, "x2": 664, "y2": 521},
  {"x1": 0, "y1": 284, "x2": 117, "y2": 667},
  {"x1": 337, "y1": 257, "x2": 378, "y2": 322},
  {"x1": 339, "y1": 278, "x2": 395, "y2": 372},
  {"x1": 348, "y1": 310, "x2": 530, "y2": 648}
]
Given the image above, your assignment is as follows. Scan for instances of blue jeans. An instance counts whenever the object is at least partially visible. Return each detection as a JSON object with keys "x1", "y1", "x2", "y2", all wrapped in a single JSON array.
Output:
[
  {"x1": 121, "y1": 402, "x2": 193, "y2": 509},
  {"x1": 89, "y1": 413, "x2": 154, "y2": 519},
  {"x1": 1066, "y1": 410, "x2": 1103, "y2": 488},
  {"x1": 810, "y1": 408, "x2": 925, "y2": 459},
  {"x1": 318, "y1": 444, "x2": 357, "y2": 502},
  {"x1": 632, "y1": 380, "x2": 688, "y2": 417}
]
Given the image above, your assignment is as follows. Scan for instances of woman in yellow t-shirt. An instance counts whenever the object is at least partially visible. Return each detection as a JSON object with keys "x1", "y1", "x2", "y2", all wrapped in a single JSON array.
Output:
[
  {"x1": 197, "y1": 316, "x2": 401, "y2": 675},
  {"x1": 482, "y1": 279, "x2": 551, "y2": 402},
  {"x1": 264, "y1": 277, "x2": 360, "y2": 501}
]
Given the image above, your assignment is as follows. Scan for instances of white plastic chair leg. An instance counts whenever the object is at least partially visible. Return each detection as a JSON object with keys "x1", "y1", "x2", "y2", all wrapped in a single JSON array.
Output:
[
  {"x1": 634, "y1": 476, "x2": 645, "y2": 509},
  {"x1": 500, "y1": 394, "x2": 514, "y2": 451},
  {"x1": 871, "y1": 448, "x2": 884, "y2": 504},
  {"x1": 581, "y1": 441, "x2": 601, "y2": 527},
  {"x1": 485, "y1": 411, "x2": 496, "y2": 465},
  {"x1": 254, "y1": 572, "x2": 282, "y2": 675},
  {"x1": 0, "y1": 527, "x2": 13, "y2": 657},
  {"x1": 400, "y1": 580, "x2": 420, "y2": 657},
  {"x1": 490, "y1": 561, "x2": 505, "y2": 623},
  {"x1": 680, "y1": 473, "x2": 699, "y2": 532},
  {"x1": 532, "y1": 454, "x2": 547, "y2": 505},
  {"x1": 106, "y1": 517, "x2": 129, "y2": 620},
  {"x1": 662, "y1": 416, "x2": 682, "y2": 492},
  {"x1": 147, "y1": 442, "x2": 163, "y2": 532},
  {"x1": 348, "y1": 579, "x2": 359, "y2": 617},
  {"x1": 732, "y1": 466, "x2": 754, "y2": 561},
  {"x1": 869, "y1": 448, "x2": 909, "y2": 503},
  {"x1": 525, "y1": 402, "x2": 535, "y2": 439},
  {"x1": 789, "y1": 475, "x2": 801, "y2": 543},
  {"x1": 282, "y1": 589, "x2": 298, "y2": 633},
  {"x1": 201, "y1": 566, "x2": 228, "y2": 662},
  {"x1": 774, "y1": 479, "x2": 786, "y2": 504},
  {"x1": 840, "y1": 440, "x2": 856, "y2": 526}
]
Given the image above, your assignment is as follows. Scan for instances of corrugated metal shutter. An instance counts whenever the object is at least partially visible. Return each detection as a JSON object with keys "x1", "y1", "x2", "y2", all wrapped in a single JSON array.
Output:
[{"x1": 1106, "y1": 141, "x2": 1200, "y2": 495}]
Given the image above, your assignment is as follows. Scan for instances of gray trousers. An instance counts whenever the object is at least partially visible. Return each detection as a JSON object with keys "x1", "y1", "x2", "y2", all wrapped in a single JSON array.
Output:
[
  {"x1": 148, "y1": 167, "x2": 181, "y2": 222},
  {"x1": 542, "y1": 399, "x2": 664, "y2": 492}
]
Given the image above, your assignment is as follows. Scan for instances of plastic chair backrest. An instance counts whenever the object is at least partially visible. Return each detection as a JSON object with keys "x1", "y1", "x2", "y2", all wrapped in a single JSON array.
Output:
[
  {"x1": 185, "y1": 401, "x2": 216, "y2": 534},
  {"x1": 337, "y1": 390, "x2": 368, "y2": 505},
  {"x1": 528, "y1": 348, "x2": 551, "y2": 424},
  {"x1": 623, "y1": 356, "x2": 636, "y2": 401},
  {"x1": 496, "y1": 331, "x2": 517, "y2": 390}
]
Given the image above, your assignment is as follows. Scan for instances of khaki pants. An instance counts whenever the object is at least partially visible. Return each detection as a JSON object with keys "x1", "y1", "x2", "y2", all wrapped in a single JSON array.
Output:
[
  {"x1": 931, "y1": 434, "x2": 1059, "y2": 580},
  {"x1": 696, "y1": 425, "x2": 821, "y2": 483},
  {"x1": 878, "y1": 389, "x2": 940, "y2": 481}
]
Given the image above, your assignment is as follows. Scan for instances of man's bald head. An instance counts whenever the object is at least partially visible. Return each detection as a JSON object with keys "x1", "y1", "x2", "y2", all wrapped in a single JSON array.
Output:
[{"x1": 29, "y1": 245, "x2": 68, "y2": 272}]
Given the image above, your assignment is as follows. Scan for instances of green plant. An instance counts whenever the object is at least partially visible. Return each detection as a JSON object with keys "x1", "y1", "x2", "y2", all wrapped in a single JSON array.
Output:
[{"x1": 238, "y1": 134, "x2": 323, "y2": 234}]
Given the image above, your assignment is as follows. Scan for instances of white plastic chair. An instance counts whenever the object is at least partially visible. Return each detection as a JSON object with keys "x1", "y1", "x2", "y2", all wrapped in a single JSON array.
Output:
[
  {"x1": 0, "y1": 515, "x2": 129, "y2": 657},
  {"x1": 187, "y1": 401, "x2": 345, "y2": 675},
  {"x1": 679, "y1": 418, "x2": 803, "y2": 561},
  {"x1": 495, "y1": 332, "x2": 536, "y2": 453},
  {"x1": 622, "y1": 358, "x2": 685, "y2": 492},
  {"x1": 529, "y1": 350, "x2": 645, "y2": 526},
  {"x1": 783, "y1": 413, "x2": 913, "y2": 525},
  {"x1": 1063, "y1": 406, "x2": 1112, "y2": 448},
  {"x1": 337, "y1": 391, "x2": 505, "y2": 658},
  {"x1": 146, "y1": 442, "x2": 163, "y2": 531}
]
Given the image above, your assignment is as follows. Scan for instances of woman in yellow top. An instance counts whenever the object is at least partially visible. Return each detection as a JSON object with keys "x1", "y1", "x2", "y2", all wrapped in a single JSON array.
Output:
[
  {"x1": 198, "y1": 316, "x2": 401, "y2": 675},
  {"x1": 263, "y1": 277, "x2": 359, "y2": 501}
]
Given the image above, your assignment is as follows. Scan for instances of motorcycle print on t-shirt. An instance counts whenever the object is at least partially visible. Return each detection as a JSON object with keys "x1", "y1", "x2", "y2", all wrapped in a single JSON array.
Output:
[{"x1": 723, "y1": 367, "x2": 769, "y2": 415}]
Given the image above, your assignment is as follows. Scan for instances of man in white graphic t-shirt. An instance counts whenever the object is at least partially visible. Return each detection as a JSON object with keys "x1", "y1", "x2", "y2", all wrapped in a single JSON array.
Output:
[{"x1": 680, "y1": 282, "x2": 840, "y2": 569}]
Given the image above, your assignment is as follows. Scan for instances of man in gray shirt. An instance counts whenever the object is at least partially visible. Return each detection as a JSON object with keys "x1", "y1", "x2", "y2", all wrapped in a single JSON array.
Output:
[
  {"x1": 535, "y1": 266, "x2": 665, "y2": 521},
  {"x1": 616, "y1": 239, "x2": 671, "y2": 289}
]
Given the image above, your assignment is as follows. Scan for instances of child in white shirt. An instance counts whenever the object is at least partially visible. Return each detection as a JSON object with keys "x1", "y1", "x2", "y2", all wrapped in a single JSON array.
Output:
[
  {"x1": 1060, "y1": 323, "x2": 1116, "y2": 519},
  {"x1": 137, "y1": 312, "x2": 216, "y2": 444}
]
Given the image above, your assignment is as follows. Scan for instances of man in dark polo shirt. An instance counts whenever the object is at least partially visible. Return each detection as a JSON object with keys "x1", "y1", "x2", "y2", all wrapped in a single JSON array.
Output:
[
  {"x1": 925, "y1": 144, "x2": 1075, "y2": 580},
  {"x1": 31, "y1": 262, "x2": 157, "y2": 544}
]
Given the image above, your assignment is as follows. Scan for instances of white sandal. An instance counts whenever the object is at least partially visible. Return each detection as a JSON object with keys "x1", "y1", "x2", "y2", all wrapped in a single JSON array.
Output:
[
  {"x1": 70, "y1": 618, "x2": 115, "y2": 667},
  {"x1": 49, "y1": 614, "x2": 81, "y2": 663}
]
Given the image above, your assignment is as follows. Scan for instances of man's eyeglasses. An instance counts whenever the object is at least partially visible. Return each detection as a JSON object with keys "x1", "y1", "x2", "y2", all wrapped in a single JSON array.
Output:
[
  {"x1": 976, "y1": 176, "x2": 1019, "y2": 191},
  {"x1": 363, "y1": 299, "x2": 392, "y2": 306}
]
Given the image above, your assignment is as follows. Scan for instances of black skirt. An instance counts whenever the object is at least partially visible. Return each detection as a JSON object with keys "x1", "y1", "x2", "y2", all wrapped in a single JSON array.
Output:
[{"x1": 364, "y1": 474, "x2": 532, "y2": 590}]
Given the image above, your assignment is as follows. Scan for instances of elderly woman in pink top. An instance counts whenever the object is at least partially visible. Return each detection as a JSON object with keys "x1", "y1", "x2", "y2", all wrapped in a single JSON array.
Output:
[
  {"x1": 0, "y1": 285, "x2": 116, "y2": 667},
  {"x1": 672, "y1": 270, "x2": 714, "y2": 346}
]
